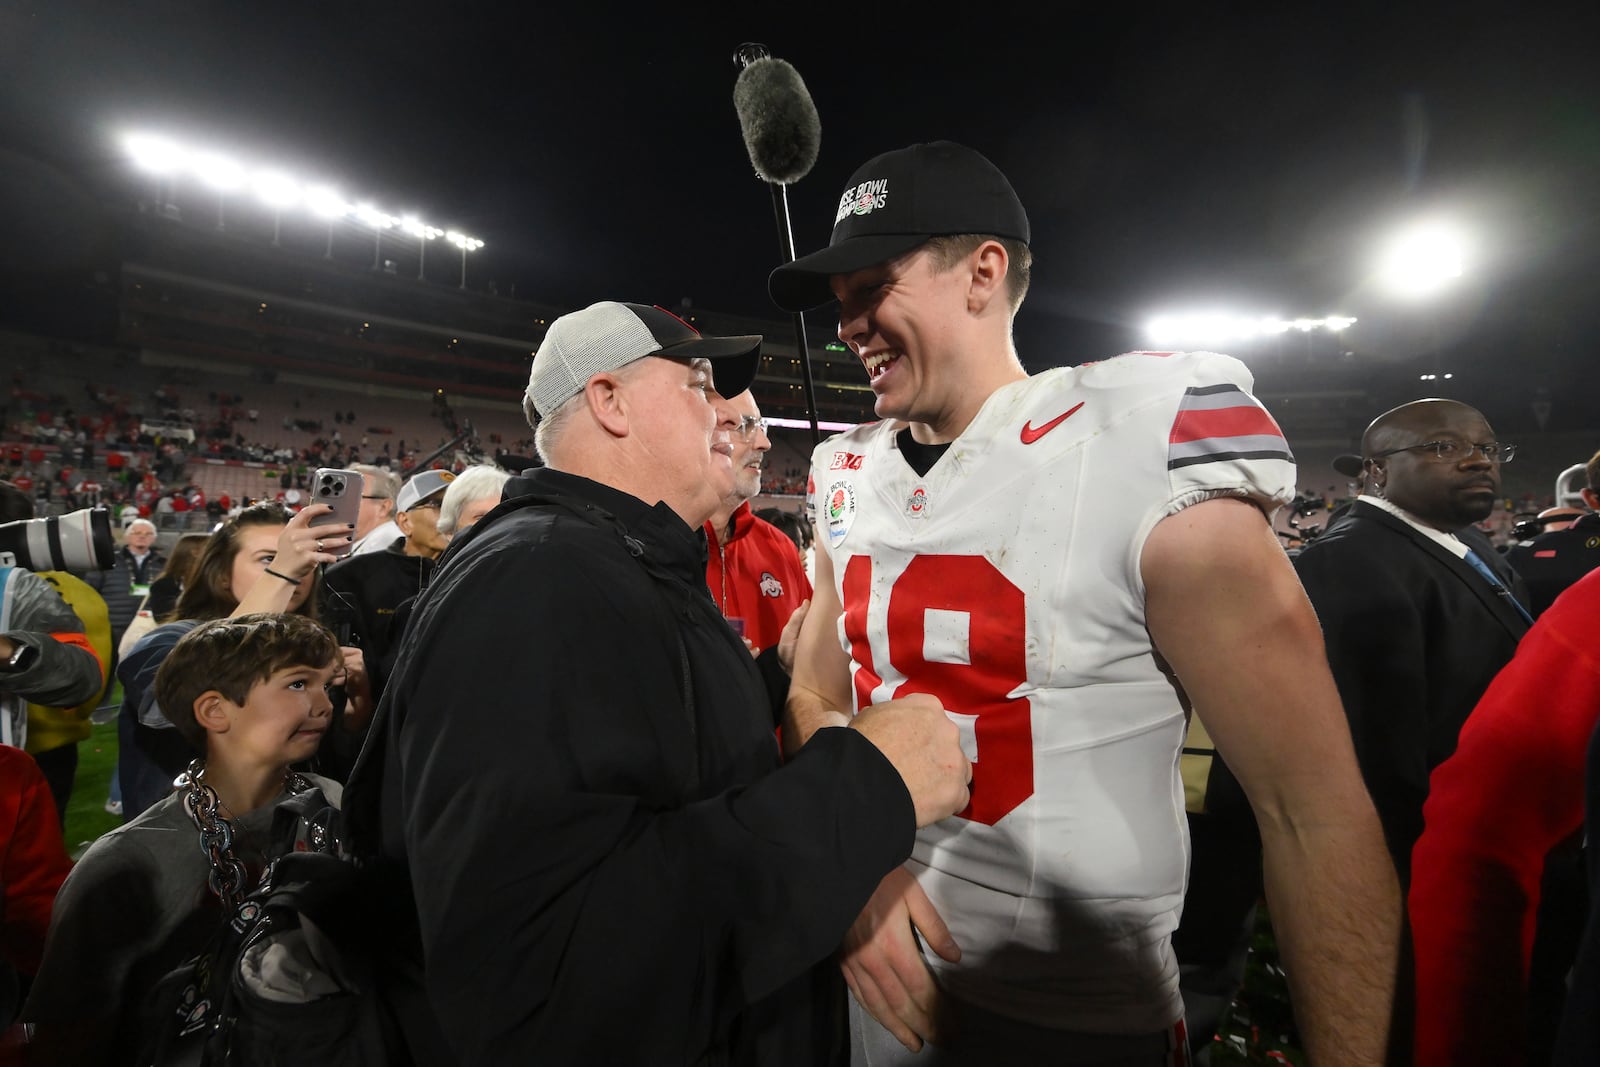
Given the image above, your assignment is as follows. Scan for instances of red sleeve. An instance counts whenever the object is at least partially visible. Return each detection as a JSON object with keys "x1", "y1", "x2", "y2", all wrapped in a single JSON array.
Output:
[
  {"x1": 1409, "y1": 573, "x2": 1600, "y2": 1064},
  {"x1": 0, "y1": 747, "x2": 74, "y2": 975}
]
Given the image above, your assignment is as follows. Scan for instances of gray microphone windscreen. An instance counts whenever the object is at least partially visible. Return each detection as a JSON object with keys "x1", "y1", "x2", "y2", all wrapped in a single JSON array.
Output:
[{"x1": 733, "y1": 58, "x2": 821, "y2": 185}]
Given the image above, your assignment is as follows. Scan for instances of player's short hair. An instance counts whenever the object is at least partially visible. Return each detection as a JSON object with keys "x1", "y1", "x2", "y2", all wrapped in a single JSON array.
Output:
[
  {"x1": 923, "y1": 233, "x2": 1032, "y2": 314},
  {"x1": 155, "y1": 612, "x2": 340, "y2": 750}
]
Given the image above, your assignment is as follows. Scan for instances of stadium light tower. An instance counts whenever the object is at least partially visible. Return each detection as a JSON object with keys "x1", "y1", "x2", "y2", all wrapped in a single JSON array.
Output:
[
  {"x1": 446, "y1": 230, "x2": 485, "y2": 290},
  {"x1": 305, "y1": 185, "x2": 350, "y2": 258},
  {"x1": 192, "y1": 151, "x2": 244, "y2": 231},
  {"x1": 354, "y1": 203, "x2": 395, "y2": 269},
  {"x1": 401, "y1": 215, "x2": 443, "y2": 280},
  {"x1": 116, "y1": 129, "x2": 491, "y2": 285},
  {"x1": 123, "y1": 133, "x2": 185, "y2": 213},
  {"x1": 252, "y1": 169, "x2": 301, "y2": 247}
]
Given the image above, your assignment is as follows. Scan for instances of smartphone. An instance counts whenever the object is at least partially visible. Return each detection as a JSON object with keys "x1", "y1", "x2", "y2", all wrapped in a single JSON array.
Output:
[{"x1": 308, "y1": 467, "x2": 362, "y2": 557}]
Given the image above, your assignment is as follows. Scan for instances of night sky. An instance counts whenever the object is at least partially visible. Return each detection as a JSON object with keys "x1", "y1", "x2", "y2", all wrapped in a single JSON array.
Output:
[{"x1": 3, "y1": 4, "x2": 1599, "y2": 431}]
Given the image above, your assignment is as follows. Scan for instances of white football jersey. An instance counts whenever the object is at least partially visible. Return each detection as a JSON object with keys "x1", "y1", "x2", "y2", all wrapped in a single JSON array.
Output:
[{"x1": 808, "y1": 350, "x2": 1295, "y2": 1034}]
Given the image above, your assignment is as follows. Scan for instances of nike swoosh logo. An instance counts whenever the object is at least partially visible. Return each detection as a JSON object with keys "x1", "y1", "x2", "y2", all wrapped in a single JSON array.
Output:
[{"x1": 1020, "y1": 402, "x2": 1085, "y2": 444}]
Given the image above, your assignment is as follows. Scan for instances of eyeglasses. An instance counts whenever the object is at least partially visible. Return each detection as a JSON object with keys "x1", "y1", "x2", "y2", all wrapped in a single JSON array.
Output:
[
  {"x1": 408, "y1": 500, "x2": 442, "y2": 511},
  {"x1": 360, "y1": 494, "x2": 389, "y2": 501},
  {"x1": 1370, "y1": 440, "x2": 1516, "y2": 464},
  {"x1": 734, "y1": 416, "x2": 770, "y2": 440}
]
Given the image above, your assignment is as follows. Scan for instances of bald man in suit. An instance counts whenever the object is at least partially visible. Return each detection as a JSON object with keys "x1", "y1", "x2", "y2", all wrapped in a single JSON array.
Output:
[{"x1": 1293, "y1": 399, "x2": 1531, "y2": 883}]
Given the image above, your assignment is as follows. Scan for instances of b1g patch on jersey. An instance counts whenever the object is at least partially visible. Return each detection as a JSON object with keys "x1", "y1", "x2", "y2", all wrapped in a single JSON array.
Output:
[
  {"x1": 825, "y1": 479, "x2": 857, "y2": 547},
  {"x1": 905, "y1": 485, "x2": 930, "y2": 519},
  {"x1": 830, "y1": 450, "x2": 865, "y2": 471},
  {"x1": 759, "y1": 571, "x2": 784, "y2": 597}
]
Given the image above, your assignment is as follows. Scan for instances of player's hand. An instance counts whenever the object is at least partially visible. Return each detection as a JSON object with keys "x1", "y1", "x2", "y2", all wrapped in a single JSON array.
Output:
[
  {"x1": 851, "y1": 694, "x2": 970, "y2": 827},
  {"x1": 777, "y1": 599, "x2": 810, "y2": 676},
  {"x1": 841, "y1": 865, "x2": 961, "y2": 1052}
]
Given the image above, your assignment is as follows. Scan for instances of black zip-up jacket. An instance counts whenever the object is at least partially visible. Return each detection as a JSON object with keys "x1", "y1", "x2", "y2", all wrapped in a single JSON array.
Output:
[
  {"x1": 322, "y1": 535, "x2": 434, "y2": 694},
  {"x1": 346, "y1": 468, "x2": 914, "y2": 1065}
]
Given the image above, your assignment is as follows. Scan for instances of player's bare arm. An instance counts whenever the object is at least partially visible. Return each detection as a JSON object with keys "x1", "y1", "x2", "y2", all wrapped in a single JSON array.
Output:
[{"x1": 1142, "y1": 496, "x2": 1400, "y2": 1067}]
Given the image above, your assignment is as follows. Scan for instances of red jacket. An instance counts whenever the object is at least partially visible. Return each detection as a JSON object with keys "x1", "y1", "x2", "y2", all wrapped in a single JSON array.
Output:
[
  {"x1": 1409, "y1": 567, "x2": 1600, "y2": 1064},
  {"x1": 703, "y1": 503, "x2": 811, "y2": 656},
  {"x1": 1, "y1": 745, "x2": 72, "y2": 976}
]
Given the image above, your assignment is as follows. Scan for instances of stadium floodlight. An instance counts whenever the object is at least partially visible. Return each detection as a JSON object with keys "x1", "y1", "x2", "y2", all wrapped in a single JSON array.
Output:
[
  {"x1": 124, "y1": 133, "x2": 185, "y2": 175},
  {"x1": 354, "y1": 202, "x2": 394, "y2": 230},
  {"x1": 191, "y1": 151, "x2": 244, "y2": 230},
  {"x1": 354, "y1": 203, "x2": 397, "y2": 269},
  {"x1": 401, "y1": 215, "x2": 442, "y2": 278},
  {"x1": 445, "y1": 230, "x2": 485, "y2": 290},
  {"x1": 252, "y1": 170, "x2": 300, "y2": 208},
  {"x1": 303, "y1": 185, "x2": 348, "y2": 258},
  {"x1": 117, "y1": 129, "x2": 491, "y2": 279},
  {"x1": 304, "y1": 185, "x2": 349, "y2": 218},
  {"x1": 252, "y1": 169, "x2": 301, "y2": 247},
  {"x1": 1378, "y1": 220, "x2": 1468, "y2": 298},
  {"x1": 399, "y1": 214, "x2": 441, "y2": 239},
  {"x1": 192, "y1": 152, "x2": 244, "y2": 191},
  {"x1": 1145, "y1": 312, "x2": 1358, "y2": 346}
]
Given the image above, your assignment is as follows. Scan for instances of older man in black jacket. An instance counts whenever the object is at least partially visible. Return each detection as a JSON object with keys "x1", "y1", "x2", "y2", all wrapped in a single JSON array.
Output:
[
  {"x1": 347, "y1": 301, "x2": 970, "y2": 1066},
  {"x1": 87, "y1": 517, "x2": 164, "y2": 657}
]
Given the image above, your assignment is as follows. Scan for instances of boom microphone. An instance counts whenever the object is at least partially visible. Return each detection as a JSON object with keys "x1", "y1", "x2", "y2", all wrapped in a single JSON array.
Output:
[
  {"x1": 732, "y1": 43, "x2": 823, "y2": 445},
  {"x1": 733, "y1": 56, "x2": 821, "y2": 185}
]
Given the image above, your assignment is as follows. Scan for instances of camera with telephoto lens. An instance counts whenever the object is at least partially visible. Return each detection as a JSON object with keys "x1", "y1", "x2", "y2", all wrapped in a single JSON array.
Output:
[{"x1": 0, "y1": 507, "x2": 116, "y2": 575}]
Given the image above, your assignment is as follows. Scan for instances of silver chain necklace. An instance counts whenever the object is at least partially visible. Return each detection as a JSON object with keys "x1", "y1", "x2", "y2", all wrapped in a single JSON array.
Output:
[{"x1": 176, "y1": 758, "x2": 311, "y2": 911}]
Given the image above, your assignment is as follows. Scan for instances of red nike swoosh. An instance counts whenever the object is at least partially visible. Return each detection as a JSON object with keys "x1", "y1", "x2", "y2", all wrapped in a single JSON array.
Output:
[{"x1": 1020, "y1": 402, "x2": 1085, "y2": 444}]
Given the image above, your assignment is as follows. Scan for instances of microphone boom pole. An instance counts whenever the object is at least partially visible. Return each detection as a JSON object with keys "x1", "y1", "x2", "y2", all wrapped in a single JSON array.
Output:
[{"x1": 734, "y1": 43, "x2": 822, "y2": 447}]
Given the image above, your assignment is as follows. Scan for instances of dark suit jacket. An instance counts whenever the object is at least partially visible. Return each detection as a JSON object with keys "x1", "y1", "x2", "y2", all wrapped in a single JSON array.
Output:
[{"x1": 1293, "y1": 500, "x2": 1531, "y2": 882}]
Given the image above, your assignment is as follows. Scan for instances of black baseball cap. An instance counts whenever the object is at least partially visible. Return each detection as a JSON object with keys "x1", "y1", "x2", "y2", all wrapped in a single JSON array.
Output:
[{"x1": 768, "y1": 141, "x2": 1030, "y2": 312}]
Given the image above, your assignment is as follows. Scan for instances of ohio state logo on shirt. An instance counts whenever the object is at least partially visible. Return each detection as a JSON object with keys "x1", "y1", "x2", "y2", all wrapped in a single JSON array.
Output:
[{"x1": 759, "y1": 571, "x2": 784, "y2": 598}]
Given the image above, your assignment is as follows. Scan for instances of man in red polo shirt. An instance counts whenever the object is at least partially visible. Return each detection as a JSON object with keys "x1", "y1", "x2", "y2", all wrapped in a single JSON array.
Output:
[{"x1": 704, "y1": 389, "x2": 811, "y2": 715}]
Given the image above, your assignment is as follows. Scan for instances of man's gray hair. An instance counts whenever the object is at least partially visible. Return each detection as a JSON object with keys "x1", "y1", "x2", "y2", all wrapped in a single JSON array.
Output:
[
  {"x1": 352, "y1": 463, "x2": 401, "y2": 503},
  {"x1": 532, "y1": 357, "x2": 658, "y2": 465},
  {"x1": 438, "y1": 464, "x2": 513, "y2": 535}
]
